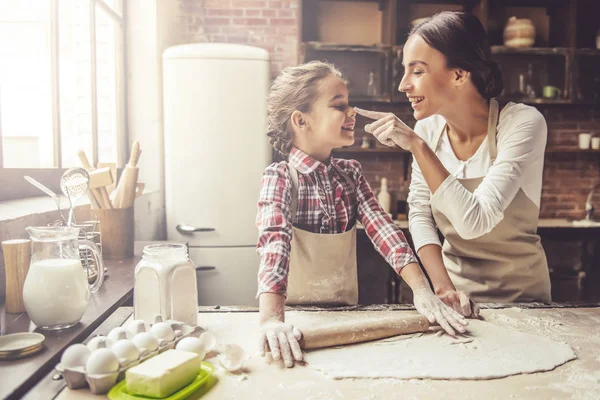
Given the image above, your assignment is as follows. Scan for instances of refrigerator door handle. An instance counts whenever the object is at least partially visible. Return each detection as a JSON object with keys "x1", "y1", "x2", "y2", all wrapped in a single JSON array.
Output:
[
  {"x1": 195, "y1": 265, "x2": 217, "y2": 271},
  {"x1": 176, "y1": 224, "x2": 215, "y2": 235}
]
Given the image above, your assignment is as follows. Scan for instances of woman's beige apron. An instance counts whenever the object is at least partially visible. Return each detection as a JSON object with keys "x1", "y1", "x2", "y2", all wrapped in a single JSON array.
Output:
[
  {"x1": 430, "y1": 99, "x2": 551, "y2": 302},
  {"x1": 285, "y1": 164, "x2": 359, "y2": 305}
]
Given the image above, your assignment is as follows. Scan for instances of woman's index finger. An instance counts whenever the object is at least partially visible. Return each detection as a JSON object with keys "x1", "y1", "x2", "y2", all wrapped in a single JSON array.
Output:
[{"x1": 353, "y1": 107, "x2": 391, "y2": 120}]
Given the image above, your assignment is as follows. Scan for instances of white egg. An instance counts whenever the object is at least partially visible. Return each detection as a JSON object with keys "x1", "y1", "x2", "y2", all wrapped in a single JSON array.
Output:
[
  {"x1": 111, "y1": 339, "x2": 140, "y2": 363},
  {"x1": 150, "y1": 322, "x2": 175, "y2": 342},
  {"x1": 131, "y1": 332, "x2": 159, "y2": 352},
  {"x1": 216, "y1": 344, "x2": 245, "y2": 372},
  {"x1": 126, "y1": 319, "x2": 148, "y2": 336},
  {"x1": 61, "y1": 344, "x2": 91, "y2": 368},
  {"x1": 85, "y1": 348, "x2": 120, "y2": 374},
  {"x1": 198, "y1": 331, "x2": 217, "y2": 353},
  {"x1": 175, "y1": 337, "x2": 206, "y2": 359},
  {"x1": 86, "y1": 336, "x2": 114, "y2": 351},
  {"x1": 108, "y1": 327, "x2": 132, "y2": 342}
]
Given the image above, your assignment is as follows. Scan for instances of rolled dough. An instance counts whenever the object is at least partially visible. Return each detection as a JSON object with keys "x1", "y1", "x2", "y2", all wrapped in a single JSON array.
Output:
[{"x1": 304, "y1": 319, "x2": 576, "y2": 380}]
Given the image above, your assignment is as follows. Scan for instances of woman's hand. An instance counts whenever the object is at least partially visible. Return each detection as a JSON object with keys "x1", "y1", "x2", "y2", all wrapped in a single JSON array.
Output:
[
  {"x1": 437, "y1": 290, "x2": 481, "y2": 318},
  {"x1": 412, "y1": 286, "x2": 469, "y2": 336},
  {"x1": 354, "y1": 107, "x2": 420, "y2": 151},
  {"x1": 258, "y1": 320, "x2": 303, "y2": 368}
]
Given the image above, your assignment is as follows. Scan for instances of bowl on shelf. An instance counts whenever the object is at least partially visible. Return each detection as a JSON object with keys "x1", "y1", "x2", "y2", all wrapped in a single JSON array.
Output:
[{"x1": 503, "y1": 17, "x2": 536, "y2": 48}]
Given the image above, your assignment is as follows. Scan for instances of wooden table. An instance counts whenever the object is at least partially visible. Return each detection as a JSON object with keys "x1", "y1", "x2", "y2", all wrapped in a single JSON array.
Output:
[{"x1": 42, "y1": 303, "x2": 600, "y2": 400}]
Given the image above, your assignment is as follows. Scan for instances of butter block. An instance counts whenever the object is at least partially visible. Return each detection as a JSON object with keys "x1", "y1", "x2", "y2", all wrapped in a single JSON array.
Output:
[{"x1": 126, "y1": 349, "x2": 201, "y2": 398}]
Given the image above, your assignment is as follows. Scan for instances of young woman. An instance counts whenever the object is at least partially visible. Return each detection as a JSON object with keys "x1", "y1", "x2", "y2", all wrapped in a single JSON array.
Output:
[{"x1": 356, "y1": 12, "x2": 551, "y2": 316}]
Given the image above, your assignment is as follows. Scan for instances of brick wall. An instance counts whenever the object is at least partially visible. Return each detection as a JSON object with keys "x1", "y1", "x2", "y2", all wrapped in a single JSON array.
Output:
[{"x1": 177, "y1": 0, "x2": 300, "y2": 75}]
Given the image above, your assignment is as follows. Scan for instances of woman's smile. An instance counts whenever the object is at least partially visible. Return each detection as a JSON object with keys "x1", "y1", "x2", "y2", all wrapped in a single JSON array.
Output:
[{"x1": 409, "y1": 95, "x2": 425, "y2": 109}]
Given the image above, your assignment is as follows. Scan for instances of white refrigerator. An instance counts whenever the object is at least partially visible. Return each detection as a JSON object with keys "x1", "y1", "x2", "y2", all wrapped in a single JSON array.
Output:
[{"x1": 162, "y1": 44, "x2": 271, "y2": 306}]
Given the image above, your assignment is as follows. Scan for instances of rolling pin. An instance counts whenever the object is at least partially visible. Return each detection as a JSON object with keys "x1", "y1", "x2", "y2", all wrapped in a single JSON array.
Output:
[
  {"x1": 112, "y1": 141, "x2": 141, "y2": 208},
  {"x1": 299, "y1": 314, "x2": 430, "y2": 350}
]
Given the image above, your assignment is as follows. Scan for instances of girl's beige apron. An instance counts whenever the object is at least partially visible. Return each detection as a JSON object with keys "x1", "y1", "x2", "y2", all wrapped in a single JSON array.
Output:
[
  {"x1": 285, "y1": 164, "x2": 359, "y2": 305},
  {"x1": 430, "y1": 99, "x2": 551, "y2": 302}
]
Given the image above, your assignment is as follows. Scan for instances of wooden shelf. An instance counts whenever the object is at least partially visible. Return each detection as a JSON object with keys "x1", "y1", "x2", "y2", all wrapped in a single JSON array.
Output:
[
  {"x1": 497, "y1": 97, "x2": 573, "y2": 105},
  {"x1": 334, "y1": 147, "x2": 600, "y2": 155},
  {"x1": 575, "y1": 48, "x2": 600, "y2": 56},
  {"x1": 350, "y1": 95, "x2": 392, "y2": 103},
  {"x1": 491, "y1": 46, "x2": 569, "y2": 56},
  {"x1": 546, "y1": 147, "x2": 600, "y2": 154},
  {"x1": 303, "y1": 42, "x2": 392, "y2": 53}
]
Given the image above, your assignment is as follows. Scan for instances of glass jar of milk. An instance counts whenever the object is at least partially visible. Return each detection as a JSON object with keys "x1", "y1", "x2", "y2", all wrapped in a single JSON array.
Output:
[
  {"x1": 133, "y1": 244, "x2": 198, "y2": 326},
  {"x1": 22, "y1": 226, "x2": 104, "y2": 330}
]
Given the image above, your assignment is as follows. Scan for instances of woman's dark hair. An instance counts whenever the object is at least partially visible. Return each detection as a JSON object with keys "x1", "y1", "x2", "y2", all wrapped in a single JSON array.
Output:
[{"x1": 410, "y1": 11, "x2": 503, "y2": 99}]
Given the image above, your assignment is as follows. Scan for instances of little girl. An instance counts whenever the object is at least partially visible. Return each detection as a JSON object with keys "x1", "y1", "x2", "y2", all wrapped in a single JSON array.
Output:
[{"x1": 256, "y1": 61, "x2": 467, "y2": 368}]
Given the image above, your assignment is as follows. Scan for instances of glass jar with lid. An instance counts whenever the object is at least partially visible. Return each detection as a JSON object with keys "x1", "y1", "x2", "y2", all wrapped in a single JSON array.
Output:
[{"x1": 133, "y1": 244, "x2": 198, "y2": 326}]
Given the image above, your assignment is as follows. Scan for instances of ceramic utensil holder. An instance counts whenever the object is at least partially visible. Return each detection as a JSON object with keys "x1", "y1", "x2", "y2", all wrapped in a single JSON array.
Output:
[
  {"x1": 2, "y1": 239, "x2": 31, "y2": 313},
  {"x1": 95, "y1": 207, "x2": 134, "y2": 259}
]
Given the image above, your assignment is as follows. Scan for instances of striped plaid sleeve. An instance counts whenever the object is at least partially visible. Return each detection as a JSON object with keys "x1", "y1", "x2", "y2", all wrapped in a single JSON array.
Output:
[
  {"x1": 255, "y1": 162, "x2": 293, "y2": 297},
  {"x1": 350, "y1": 160, "x2": 419, "y2": 274}
]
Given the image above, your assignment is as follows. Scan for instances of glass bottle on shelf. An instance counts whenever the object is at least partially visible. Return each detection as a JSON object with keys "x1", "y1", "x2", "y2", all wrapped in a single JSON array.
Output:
[
  {"x1": 396, "y1": 178, "x2": 409, "y2": 221},
  {"x1": 367, "y1": 70, "x2": 378, "y2": 97},
  {"x1": 525, "y1": 63, "x2": 536, "y2": 99},
  {"x1": 392, "y1": 49, "x2": 403, "y2": 100}
]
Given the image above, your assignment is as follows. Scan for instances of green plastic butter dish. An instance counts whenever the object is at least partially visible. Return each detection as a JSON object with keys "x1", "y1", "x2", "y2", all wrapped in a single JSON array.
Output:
[{"x1": 108, "y1": 361, "x2": 216, "y2": 400}]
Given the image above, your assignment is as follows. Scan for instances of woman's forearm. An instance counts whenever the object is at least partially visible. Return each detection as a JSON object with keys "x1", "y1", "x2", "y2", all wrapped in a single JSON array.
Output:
[
  {"x1": 410, "y1": 139, "x2": 450, "y2": 194},
  {"x1": 259, "y1": 292, "x2": 286, "y2": 325},
  {"x1": 417, "y1": 244, "x2": 456, "y2": 295}
]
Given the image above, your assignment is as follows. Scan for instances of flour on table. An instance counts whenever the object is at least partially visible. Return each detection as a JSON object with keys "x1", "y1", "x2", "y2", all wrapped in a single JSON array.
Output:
[{"x1": 304, "y1": 319, "x2": 576, "y2": 380}]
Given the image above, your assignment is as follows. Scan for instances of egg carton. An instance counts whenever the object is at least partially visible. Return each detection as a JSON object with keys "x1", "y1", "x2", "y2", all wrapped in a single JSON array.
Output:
[{"x1": 55, "y1": 316, "x2": 203, "y2": 395}]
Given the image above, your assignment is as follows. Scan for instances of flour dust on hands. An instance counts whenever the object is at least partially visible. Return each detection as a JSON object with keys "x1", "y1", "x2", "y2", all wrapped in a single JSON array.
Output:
[
  {"x1": 412, "y1": 286, "x2": 469, "y2": 336},
  {"x1": 258, "y1": 320, "x2": 303, "y2": 368},
  {"x1": 438, "y1": 290, "x2": 481, "y2": 318}
]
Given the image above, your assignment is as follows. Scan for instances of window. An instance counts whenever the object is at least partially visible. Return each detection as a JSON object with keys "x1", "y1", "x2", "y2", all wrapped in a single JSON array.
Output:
[{"x1": 0, "y1": 0, "x2": 126, "y2": 201}]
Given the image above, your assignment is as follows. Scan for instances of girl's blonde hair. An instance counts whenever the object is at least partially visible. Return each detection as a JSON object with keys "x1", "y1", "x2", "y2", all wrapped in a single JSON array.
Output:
[{"x1": 267, "y1": 60, "x2": 343, "y2": 158}]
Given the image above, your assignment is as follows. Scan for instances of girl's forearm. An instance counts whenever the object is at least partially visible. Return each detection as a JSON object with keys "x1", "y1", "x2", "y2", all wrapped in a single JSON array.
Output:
[{"x1": 259, "y1": 292, "x2": 286, "y2": 325}]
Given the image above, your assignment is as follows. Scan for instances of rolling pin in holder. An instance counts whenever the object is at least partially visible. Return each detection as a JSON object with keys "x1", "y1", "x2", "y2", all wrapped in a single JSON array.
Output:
[{"x1": 111, "y1": 141, "x2": 141, "y2": 209}]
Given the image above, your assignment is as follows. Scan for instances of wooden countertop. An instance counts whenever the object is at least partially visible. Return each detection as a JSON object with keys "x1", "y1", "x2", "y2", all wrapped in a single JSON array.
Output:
[
  {"x1": 51, "y1": 304, "x2": 600, "y2": 400},
  {"x1": 358, "y1": 218, "x2": 600, "y2": 232},
  {"x1": 0, "y1": 256, "x2": 138, "y2": 400}
]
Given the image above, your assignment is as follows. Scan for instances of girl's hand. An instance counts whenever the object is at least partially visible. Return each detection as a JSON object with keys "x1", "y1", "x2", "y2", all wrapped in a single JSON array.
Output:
[
  {"x1": 438, "y1": 290, "x2": 481, "y2": 318},
  {"x1": 258, "y1": 320, "x2": 303, "y2": 368},
  {"x1": 412, "y1": 286, "x2": 469, "y2": 336},
  {"x1": 354, "y1": 107, "x2": 419, "y2": 151}
]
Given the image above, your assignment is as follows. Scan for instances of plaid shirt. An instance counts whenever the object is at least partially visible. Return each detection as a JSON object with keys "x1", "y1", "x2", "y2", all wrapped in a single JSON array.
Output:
[{"x1": 256, "y1": 147, "x2": 418, "y2": 297}]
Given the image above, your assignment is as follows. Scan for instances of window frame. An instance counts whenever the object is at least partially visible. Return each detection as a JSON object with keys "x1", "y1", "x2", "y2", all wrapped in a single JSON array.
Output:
[{"x1": 0, "y1": 0, "x2": 127, "y2": 202}]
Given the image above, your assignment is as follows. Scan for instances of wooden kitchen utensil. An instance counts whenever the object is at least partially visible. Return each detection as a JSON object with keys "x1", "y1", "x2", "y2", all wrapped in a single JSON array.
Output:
[
  {"x1": 299, "y1": 314, "x2": 430, "y2": 350},
  {"x1": 77, "y1": 150, "x2": 107, "y2": 209},
  {"x1": 112, "y1": 141, "x2": 141, "y2": 209},
  {"x1": 89, "y1": 167, "x2": 114, "y2": 209},
  {"x1": 2, "y1": 239, "x2": 31, "y2": 313},
  {"x1": 96, "y1": 162, "x2": 117, "y2": 194}
]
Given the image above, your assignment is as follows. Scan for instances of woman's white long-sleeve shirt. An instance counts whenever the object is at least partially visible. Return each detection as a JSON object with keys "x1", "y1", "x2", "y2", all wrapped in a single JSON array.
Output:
[{"x1": 408, "y1": 102, "x2": 547, "y2": 252}]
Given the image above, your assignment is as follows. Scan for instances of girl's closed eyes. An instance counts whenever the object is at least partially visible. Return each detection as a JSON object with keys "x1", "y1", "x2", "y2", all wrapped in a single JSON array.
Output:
[{"x1": 332, "y1": 104, "x2": 349, "y2": 111}]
